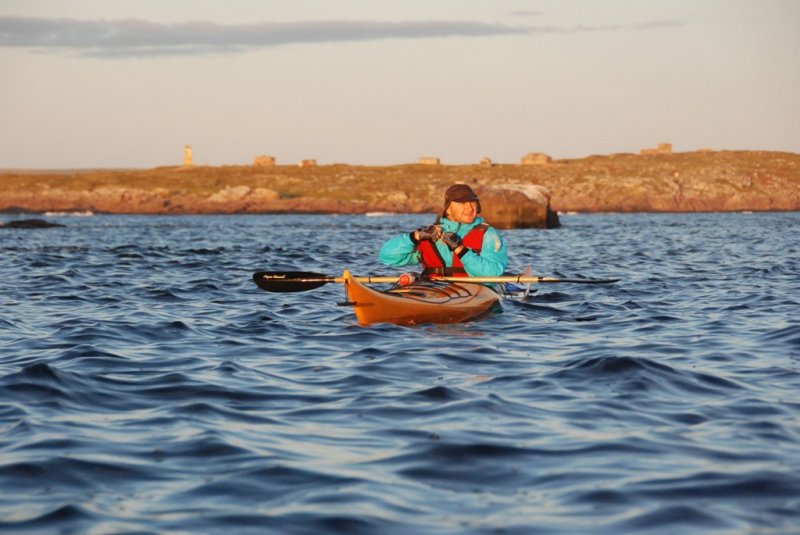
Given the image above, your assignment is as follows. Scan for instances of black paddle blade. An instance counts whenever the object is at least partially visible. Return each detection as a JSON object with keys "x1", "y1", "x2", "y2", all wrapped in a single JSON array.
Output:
[{"x1": 252, "y1": 271, "x2": 333, "y2": 292}]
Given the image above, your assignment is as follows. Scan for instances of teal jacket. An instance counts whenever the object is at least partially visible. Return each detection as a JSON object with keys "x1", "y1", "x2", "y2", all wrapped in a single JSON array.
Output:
[{"x1": 378, "y1": 216, "x2": 508, "y2": 277}]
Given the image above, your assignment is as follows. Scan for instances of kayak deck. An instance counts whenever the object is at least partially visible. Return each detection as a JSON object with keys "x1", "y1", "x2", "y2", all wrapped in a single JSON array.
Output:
[{"x1": 342, "y1": 269, "x2": 501, "y2": 326}]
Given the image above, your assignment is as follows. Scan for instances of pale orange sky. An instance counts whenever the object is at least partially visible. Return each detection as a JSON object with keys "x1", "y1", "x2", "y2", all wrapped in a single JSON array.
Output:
[{"x1": 1, "y1": 0, "x2": 798, "y2": 168}]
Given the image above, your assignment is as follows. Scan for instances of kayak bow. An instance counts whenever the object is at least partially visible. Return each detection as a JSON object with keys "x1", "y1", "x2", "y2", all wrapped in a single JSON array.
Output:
[{"x1": 342, "y1": 269, "x2": 501, "y2": 326}]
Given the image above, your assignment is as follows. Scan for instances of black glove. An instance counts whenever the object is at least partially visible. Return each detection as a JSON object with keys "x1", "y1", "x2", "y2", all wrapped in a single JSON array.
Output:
[
  {"x1": 441, "y1": 232, "x2": 464, "y2": 253},
  {"x1": 411, "y1": 225, "x2": 440, "y2": 243}
]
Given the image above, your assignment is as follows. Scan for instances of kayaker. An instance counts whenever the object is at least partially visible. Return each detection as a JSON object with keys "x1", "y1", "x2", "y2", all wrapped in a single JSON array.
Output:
[{"x1": 379, "y1": 184, "x2": 508, "y2": 278}]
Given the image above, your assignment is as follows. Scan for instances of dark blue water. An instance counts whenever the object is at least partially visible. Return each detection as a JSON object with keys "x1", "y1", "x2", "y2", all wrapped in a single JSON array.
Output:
[{"x1": 1, "y1": 212, "x2": 798, "y2": 534}]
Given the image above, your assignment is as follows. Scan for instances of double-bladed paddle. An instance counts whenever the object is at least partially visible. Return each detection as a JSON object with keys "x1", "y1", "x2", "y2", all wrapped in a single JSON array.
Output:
[{"x1": 252, "y1": 271, "x2": 619, "y2": 293}]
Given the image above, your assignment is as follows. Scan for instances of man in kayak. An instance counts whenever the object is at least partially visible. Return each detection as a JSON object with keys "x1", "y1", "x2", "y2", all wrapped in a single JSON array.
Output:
[{"x1": 379, "y1": 184, "x2": 508, "y2": 277}]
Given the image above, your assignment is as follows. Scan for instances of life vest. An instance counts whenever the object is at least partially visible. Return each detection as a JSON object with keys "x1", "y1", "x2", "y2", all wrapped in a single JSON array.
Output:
[{"x1": 417, "y1": 223, "x2": 488, "y2": 277}]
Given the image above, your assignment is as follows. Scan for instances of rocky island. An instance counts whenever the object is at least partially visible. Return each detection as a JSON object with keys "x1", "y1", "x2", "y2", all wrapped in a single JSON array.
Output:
[{"x1": 2, "y1": 150, "x2": 798, "y2": 228}]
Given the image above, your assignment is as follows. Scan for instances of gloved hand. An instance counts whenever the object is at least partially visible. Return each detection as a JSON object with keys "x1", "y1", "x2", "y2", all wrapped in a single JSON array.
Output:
[
  {"x1": 411, "y1": 225, "x2": 440, "y2": 243},
  {"x1": 441, "y1": 232, "x2": 463, "y2": 251}
]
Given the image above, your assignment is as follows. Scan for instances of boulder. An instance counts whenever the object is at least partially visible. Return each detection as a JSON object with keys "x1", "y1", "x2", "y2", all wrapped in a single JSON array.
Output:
[
  {"x1": 250, "y1": 188, "x2": 280, "y2": 201},
  {"x1": 208, "y1": 186, "x2": 252, "y2": 202},
  {"x1": 476, "y1": 184, "x2": 560, "y2": 229}
]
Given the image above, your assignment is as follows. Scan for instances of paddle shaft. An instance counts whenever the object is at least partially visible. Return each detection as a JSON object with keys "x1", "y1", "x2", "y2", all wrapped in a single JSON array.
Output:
[
  {"x1": 299, "y1": 276, "x2": 603, "y2": 284},
  {"x1": 299, "y1": 275, "x2": 399, "y2": 284},
  {"x1": 433, "y1": 275, "x2": 619, "y2": 284},
  {"x1": 253, "y1": 271, "x2": 619, "y2": 292}
]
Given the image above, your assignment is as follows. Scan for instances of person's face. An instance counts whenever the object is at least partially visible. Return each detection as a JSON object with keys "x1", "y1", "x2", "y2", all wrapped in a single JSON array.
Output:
[{"x1": 446, "y1": 201, "x2": 478, "y2": 224}]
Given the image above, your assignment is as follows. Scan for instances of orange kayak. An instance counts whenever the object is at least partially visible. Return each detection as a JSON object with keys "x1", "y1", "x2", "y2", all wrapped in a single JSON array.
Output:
[{"x1": 342, "y1": 269, "x2": 501, "y2": 326}]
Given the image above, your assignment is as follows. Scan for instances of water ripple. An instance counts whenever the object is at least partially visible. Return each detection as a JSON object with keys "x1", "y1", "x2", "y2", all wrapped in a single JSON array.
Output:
[{"x1": 1, "y1": 212, "x2": 798, "y2": 533}]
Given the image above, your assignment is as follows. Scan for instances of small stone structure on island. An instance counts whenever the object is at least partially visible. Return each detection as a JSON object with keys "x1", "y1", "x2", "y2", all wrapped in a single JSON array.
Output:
[
  {"x1": 521, "y1": 152, "x2": 552, "y2": 165},
  {"x1": 253, "y1": 155, "x2": 276, "y2": 167},
  {"x1": 418, "y1": 157, "x2": 440, "y2": 165},
  {"x1": 640, "y1": 143, "x2": 672, "y2": 155},
  {"x1": 480, "y1": 157, "x2": 493, "y2": 167},
  {"x1": 298, "y1": 159, "x2": 317, "y2": 167},
  {"x1": 183, "y1": 145, "x2": 193, "y2": 167}
]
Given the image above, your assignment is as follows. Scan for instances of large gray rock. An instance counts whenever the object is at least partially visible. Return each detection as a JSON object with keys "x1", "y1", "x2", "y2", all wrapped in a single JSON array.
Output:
[
  {"x1": 476, "y1": 184, "x2": 560, "y2": 229},
  {"x1": 1, "y1": 218, "x2": 65, "y2": 229}
]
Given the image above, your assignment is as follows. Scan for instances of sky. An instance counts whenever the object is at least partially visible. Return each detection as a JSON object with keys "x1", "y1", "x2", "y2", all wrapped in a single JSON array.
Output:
[{"x1": 1, "y1": 0, "x2": 798, "y2": 169}]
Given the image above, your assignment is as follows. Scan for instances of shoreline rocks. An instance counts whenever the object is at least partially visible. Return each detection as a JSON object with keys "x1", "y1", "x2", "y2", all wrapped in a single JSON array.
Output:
[{"x1": 1, "y1": 151, "x2": 798, "y2": 228}]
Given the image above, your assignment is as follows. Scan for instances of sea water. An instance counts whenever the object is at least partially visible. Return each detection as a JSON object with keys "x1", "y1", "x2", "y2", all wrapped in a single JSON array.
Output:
[{"x1": 1, "y1": 212, "x2": 798, "y2": 534}]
